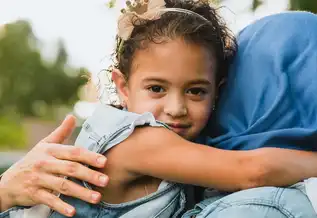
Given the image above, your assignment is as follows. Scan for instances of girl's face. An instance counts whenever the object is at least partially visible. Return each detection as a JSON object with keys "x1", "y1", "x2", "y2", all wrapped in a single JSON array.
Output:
[{"x1": 113, "y1": 38, "x2": 216, "y2": 140}]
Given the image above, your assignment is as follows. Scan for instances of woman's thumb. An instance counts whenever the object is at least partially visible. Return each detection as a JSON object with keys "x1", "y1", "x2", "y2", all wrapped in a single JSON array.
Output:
[{"x1": 43, "y1": 115, "x2": 76, "y2": 144}]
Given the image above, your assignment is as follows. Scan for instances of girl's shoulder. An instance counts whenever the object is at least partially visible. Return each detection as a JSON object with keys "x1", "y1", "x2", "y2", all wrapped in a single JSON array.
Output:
[{"x1": 75, "y1": 104, "x2": 168, "y2": 154}]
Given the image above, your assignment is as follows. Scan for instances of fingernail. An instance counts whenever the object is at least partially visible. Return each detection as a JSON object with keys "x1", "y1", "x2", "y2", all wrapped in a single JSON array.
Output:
[
  {"x1": 64, "y1": 114, "x2": 74, "y2": 122},
  {"x1": 66, "y1": 207, "x2": 74, "y2": 215},
  {"x1": 97, "y1": 156, "x2": 106, "y2": 165},
  {"x1": 99, "y1": 175, "x2": 108, "y2": 185},
  {"x1": 92, "y1": 193, "x2": 100, "y2": 202}
]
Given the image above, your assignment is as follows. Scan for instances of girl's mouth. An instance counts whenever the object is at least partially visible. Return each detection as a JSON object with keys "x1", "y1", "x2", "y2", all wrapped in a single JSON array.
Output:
[{"x1": 166, "y1": 123, "x2": 191, "y2": 134}]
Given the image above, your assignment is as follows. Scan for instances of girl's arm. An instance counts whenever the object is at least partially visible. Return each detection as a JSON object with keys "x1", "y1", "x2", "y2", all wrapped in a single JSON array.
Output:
[{"x1": 113, "y1": 127, "x2": 317, "y2": 192}]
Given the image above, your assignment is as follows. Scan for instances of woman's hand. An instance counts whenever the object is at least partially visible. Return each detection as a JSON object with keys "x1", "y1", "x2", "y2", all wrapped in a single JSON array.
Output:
[{"x1": 0, "y1": 116, "x2": 109, "y2": 217}]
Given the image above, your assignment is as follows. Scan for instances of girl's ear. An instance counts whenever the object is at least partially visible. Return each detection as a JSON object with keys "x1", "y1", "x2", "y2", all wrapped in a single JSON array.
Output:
[
  {"x1": 218, "y1": 78, "x2": 226, "y2": 89},
  {"x1": 216, "y1": 78, "x2": 226, "y2": 100},
  {"x1": 112, "y1": 69, "x2": 129, "y2": 107}
]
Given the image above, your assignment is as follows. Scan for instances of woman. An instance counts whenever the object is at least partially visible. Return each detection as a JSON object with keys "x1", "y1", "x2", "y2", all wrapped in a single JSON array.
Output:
[{"x1": 1, "y1": 11, "x2": 317, "y2": 218}]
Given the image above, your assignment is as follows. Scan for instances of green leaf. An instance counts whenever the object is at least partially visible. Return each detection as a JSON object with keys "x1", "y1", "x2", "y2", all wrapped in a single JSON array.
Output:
[
  {"x1": 289, "y1": 0, "x2": 317, "y2": 14},
  {"x1": 106, "y1": 0, "x2": 117, "y2": 8},
  {"x1": 251, "y1": 0, "x2": 263, "y2": 11}
]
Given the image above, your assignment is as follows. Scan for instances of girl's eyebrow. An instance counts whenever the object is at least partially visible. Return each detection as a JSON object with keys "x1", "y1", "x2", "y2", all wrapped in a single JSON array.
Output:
[
  {"x1": 142, "y1": 77, "x2": 170, "y2": 84},
  {"x1": 142, "y1": 77, "x2": 212, "y2": 86},
  {"x1": 187, "y1": 79, "x2": 212, "y2": 86}
]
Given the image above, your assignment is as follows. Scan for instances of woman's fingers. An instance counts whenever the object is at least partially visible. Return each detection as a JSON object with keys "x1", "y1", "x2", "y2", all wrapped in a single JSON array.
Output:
[
  {"x1": 47, "y1": 145, "x2": 107, "y2": 169},
  {"x1": 39, "y1": 159, "x2": 109, "y2": 187},
  {"x1": 38, "y1": 174, "x2": 102, "y2": 205},
  {"x1": 33, "y1": 189, "x2": 76, "y2": 217}
]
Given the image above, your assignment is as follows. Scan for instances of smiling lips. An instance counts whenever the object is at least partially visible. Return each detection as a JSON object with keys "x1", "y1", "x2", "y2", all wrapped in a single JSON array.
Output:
[{"x1": 166, "y1": 123, "x2": 191, "y2": 134}]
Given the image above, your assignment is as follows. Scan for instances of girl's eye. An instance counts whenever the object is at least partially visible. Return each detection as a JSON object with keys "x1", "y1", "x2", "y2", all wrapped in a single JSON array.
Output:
[
  {"x1": 187, "y1": 87, "x2": 207, "y2": 96},
  {"x1": 148, "y1": 85, "x2": 165, "y2": 93}
]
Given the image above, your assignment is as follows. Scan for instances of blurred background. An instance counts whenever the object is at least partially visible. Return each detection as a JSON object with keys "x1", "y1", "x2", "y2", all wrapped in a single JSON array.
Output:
[{"x1": 0, "y1": 0, "x2": 316, "y2": 172}]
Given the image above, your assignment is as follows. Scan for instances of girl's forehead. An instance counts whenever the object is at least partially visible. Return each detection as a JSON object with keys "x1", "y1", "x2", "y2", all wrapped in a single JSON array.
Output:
[{"x1": 130, "y1": 38, "x2": 216, "y2": 80}]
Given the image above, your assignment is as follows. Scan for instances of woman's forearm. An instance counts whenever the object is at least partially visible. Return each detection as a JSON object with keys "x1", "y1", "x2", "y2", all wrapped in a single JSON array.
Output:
[
  {"x1": 121, "y1": 127, "x2": 317, "y2": 191},
  {"x1": 250, "y1": 147, "x2": 317, "y2": 187},
  {"x1": 119, "y1": 127, "x2": 261, "y2": 191}
]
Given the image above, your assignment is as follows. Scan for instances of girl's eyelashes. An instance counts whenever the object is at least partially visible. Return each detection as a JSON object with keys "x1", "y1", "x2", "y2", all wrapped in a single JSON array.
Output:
[
  {"x1": 145, "y1": 85, "x2": 209, "y2": 100},
  {"x1": 147, "y1": 85, "x2": 165, "y2": 93},
  {"x1": 187, "y1": 87, "x2": 208, "y2": 96}
]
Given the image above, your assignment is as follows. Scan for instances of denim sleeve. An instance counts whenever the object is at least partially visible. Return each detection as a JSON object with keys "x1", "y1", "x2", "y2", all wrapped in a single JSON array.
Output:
[
  {"x1": 0, "y1": 206, "x2": 30, "y2": 218},
  {"x1": 0, "y1": 205, "x2": 51, "y2": 218},
  {"x1": 0, "y1": 207, "x2": 14, "y2": 218},
  {"x1": 75, "y1": 104, "x2": 169, "y2": 154}
]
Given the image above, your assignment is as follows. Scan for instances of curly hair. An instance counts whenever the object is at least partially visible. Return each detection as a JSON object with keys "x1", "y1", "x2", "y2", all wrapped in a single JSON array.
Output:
[{"x1": 108, "y1": 0, "x2": 236, "y2": 96}]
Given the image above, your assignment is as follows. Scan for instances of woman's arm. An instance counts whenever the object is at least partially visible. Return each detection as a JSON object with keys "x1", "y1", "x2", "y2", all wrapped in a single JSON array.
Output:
[{"x1": 113, "y1": 127, "x2": 317, "y2": 192}]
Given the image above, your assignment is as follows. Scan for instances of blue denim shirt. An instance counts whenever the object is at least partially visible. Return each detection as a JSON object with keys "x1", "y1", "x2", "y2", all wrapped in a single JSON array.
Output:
[{"x1": 206, "y1": 12, "x2": 317, "y2": 152}]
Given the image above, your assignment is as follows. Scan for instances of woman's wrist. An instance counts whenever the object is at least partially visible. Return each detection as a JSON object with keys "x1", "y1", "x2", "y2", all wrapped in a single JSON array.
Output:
[
  {"x1": 0, "y1": 173, "x2": 4, "y2": 212},
  {"x1": 0, "y1": 173, "x2": 14, "y2": 212}
]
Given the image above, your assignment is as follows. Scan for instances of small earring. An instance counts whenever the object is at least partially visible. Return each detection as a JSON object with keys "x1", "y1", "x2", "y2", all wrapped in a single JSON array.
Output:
[{"x1": 121, "y1": 100, "x2": 127, "y2": 108}]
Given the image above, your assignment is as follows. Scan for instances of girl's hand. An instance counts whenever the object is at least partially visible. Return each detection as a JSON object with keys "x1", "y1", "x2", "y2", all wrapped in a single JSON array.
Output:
[{"x1": 0, "y1": 116, "x2": 109, "y2": 217}]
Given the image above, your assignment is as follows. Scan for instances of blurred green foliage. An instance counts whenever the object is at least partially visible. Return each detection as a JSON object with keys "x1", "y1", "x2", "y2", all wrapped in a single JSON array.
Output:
[
  {"x1": 249, "y1": 0, "x2": 317, "y2": 13},
  {"x1": 0, "y1": 20, "x2": 87, "y2": 117},
  {"x1": 0, "y1": 116, "x2": 26, "y2": 149},
  {"x1": 289, "y1": 0, "x2": 317, "y2": 13},
  {"x1": 0, "y1": 20, "x2": 88, "y2": 148},
  {"x1": 0, "y1": 167, "x2": 8, "y2": 175},
  {"x1": 106, "y1": 0, "x2": 116, "y2": 8}
]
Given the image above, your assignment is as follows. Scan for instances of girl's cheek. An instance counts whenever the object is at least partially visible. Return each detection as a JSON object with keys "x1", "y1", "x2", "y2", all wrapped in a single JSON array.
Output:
[
  {"x1": 132, "y1": 99, "x2": 163, "y2": 116},
  {"x1": 145, "y1": 100, "x2": 163, "y2": 115},
  {"x1": 197, "y1": 104, "x2": 212, "y2": 123}
]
